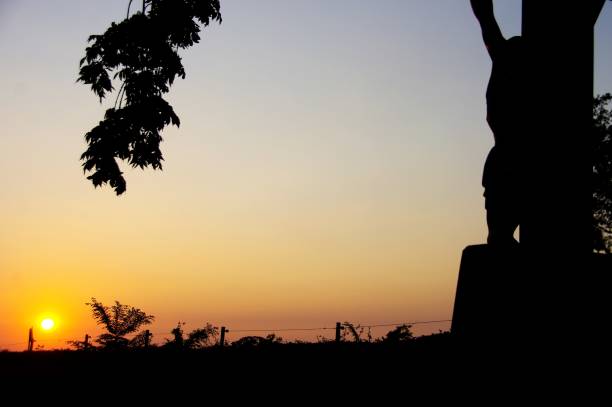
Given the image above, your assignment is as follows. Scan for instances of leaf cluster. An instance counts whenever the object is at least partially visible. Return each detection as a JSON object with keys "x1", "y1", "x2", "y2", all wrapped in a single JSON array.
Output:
[{"x1": 78, "y1": 0, "x2": 221, "y2": 194}]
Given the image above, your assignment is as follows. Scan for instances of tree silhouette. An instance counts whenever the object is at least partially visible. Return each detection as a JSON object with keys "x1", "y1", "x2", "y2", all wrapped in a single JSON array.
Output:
[
  {"x1": 78, "y1": 0, "x2": 222, "y2": 194},
  {"x1": 86, "y1": 297, "x2": 155, "y2": 349},
  {"x1": 594, "y1": 93, "x2": 612, "y2": 253}
]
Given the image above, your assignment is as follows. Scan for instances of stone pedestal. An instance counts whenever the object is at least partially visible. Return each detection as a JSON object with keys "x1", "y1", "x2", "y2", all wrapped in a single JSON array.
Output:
[
  {"x1": 451, "y1": 245, "x2": 523, "y2": 341},
  {"x1": 452, "y1": 245, "x2": 611, "y2": 345}
]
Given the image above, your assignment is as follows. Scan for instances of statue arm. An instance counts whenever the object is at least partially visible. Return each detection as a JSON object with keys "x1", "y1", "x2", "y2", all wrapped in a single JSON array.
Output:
[
  {"x1": 592, "y1": 0, "x2": 606, "y2": 26},
  {"x1": 470, "y1": 0, "x2": 505, "y2": 58}
]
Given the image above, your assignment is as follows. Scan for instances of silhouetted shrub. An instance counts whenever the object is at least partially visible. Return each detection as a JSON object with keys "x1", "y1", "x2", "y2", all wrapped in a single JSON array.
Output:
[
  {"x1": 164, "y1": 322, "x2": 220, "y2": 349},
  {"x1": 86, "y1": 298, "x2": 154, "y2": 349},
  {"x1": 381, "y1": 325, "x2": 415, "y2": 343},
  {"x1": 67, "y1": 338, "x2": 96, "y2": 351},
  {"x1": 185, "y1": 323, "x2": 219, "y2": 349},
  {"x1": 340, "y1": 322, "x2": 365, "y2": 343},
  {"x1": 231, "y1": 334, "x2": 283, "y2": 348}
]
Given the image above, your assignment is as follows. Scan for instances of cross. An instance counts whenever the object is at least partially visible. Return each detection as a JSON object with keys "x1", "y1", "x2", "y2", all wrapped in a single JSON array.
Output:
[
  {"x1": 520, "y1": 1, "x2": 605, "y2": 256},
  {"x1": 451, "y1": 1, "x2": 607, "y2": 343}
]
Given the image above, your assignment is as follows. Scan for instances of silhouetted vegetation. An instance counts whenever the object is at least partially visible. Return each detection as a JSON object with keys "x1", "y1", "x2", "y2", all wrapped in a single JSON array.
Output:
[
  {"x1": 164, "y1": 322, "x2": 220, "y2": 349},
  {"x1": 381, "y1": 324, "x2": 415, "y2": 343},
  {"x1": 186, "y1": 323, "x2": 220, "y2": 348},
  {"x1": 86, "y1": 298, "x2": 154, "y2": 349},
  {"x1": 340, "y1": 322, "x2": 367, "y2": 343},
  {"x1": 231, "y1": 334, "x2": 283, "y2": 348},
  {"x1": 67, "y1": 335, "x2": 94, "y2": 351},
  {"x1": 0, "y1": 330, "x2": 464, "y2": 392},
  {"x1": 129, "y1": 330, "x2": 154, "y2": 348},
  {"x1": 67, "y1": 299, "x2": 441, "y2": 351},
  {"x1": 78, "y1": 0, "x2": 221, "y2": 194},
  {"x1": 594, "y1": 93, "x2": 612, "y2": 253}
]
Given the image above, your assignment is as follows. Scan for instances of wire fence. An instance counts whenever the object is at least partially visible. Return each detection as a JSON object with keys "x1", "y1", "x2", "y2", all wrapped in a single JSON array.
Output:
[{"x1": 0, "y1": 319, "x2": 452, "y2": 350}]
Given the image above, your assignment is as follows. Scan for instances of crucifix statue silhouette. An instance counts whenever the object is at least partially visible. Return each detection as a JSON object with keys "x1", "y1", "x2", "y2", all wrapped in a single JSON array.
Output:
[{"x1": 451, "y1": 0, "x2": 606, "y2": 342}]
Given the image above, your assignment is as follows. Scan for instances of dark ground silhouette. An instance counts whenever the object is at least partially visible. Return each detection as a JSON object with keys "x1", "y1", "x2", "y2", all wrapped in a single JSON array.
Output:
[
  {"x1": 0, "y1": 333, "x2": 600, "y2": 402},
  {"x1": 0, "y1": 333, "x2": 551, "y2": 379}
]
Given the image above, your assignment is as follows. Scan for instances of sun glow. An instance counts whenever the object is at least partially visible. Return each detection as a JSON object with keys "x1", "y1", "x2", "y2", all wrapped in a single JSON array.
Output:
[{"x1": 41, "y1": 318, "x2": 55, "y2": 331}]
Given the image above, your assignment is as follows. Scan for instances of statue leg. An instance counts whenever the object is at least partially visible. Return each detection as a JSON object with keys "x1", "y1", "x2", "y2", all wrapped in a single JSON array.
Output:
[
  {"x1": 486, "y1": 204, "x2": 519, "y2": 246},
  {"x1": 483, "y1": 146, "x2": 519, "y2": 246}
]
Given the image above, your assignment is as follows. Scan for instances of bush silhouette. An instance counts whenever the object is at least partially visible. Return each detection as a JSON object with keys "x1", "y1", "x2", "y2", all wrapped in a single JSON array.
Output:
[
  {"x1": 86, "y1": 297, "x2": 154, "y2": 349},
  {"x1": 164, "y1": 322, "x2": 220, "y2": 349},
  {"x1": 381, "y1": 324, "x2": 415, "y2": 343},
  {"x1": 340, "y1": 322, "x2": 366, "y2": 343},
  {"x1": 231, "y1": 334, "x2": 283, "y2": 348}
]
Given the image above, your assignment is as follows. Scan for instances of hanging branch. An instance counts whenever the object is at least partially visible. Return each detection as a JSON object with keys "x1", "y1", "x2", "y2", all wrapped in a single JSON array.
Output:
[
  {"x1": 113, "y1": 81, "x2": 126, "y2": 110},
  {"x1": 77, "y1": 0, "x2": 222, "y2": 195}
]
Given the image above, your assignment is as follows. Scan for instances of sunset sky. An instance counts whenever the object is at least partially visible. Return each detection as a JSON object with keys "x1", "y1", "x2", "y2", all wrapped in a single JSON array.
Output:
[{"x1": 1, "y1": 0, "x2": 611, "y2": 350}]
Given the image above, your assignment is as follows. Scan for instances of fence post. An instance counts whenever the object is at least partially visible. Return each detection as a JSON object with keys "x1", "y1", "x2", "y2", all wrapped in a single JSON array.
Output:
[
  {"x1": 335, "y1": 322, "x2": 343, "y2": 343},
  {"x1": 27, "y1": 327, "x2": 34, "y2": 352},
  {"x1": 220, "y1": 326, "x2": 227, "y2": 348},
  {"x1": 144, "y1": 330, "x2": 151, "y2": 348}
]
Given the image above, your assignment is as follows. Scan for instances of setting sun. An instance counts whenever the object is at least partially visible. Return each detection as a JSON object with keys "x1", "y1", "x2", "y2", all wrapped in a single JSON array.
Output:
[{"x1": 41, "y1": 318, "x2": 55, "y2": 331}]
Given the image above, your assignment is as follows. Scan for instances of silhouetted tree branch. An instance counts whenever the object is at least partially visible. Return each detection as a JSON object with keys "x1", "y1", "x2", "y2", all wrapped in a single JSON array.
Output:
[
  {"x1": 127, "y1": 0, "x2": 134, "y2": 18},
  {"x1": 78, "y1": 0, "x2": 222, "y2": 194}
]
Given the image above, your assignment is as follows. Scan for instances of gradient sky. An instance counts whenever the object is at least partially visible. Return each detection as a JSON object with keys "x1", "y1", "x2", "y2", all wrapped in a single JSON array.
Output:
[{"x1": 1, "y1": 1, "x2": 611, "y2": 350}]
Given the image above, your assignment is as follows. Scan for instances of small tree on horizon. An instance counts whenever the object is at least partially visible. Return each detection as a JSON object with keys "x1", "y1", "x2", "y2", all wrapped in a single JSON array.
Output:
[{"x1": 86, "y1": 297, "x2": 155, "y2": 349}]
